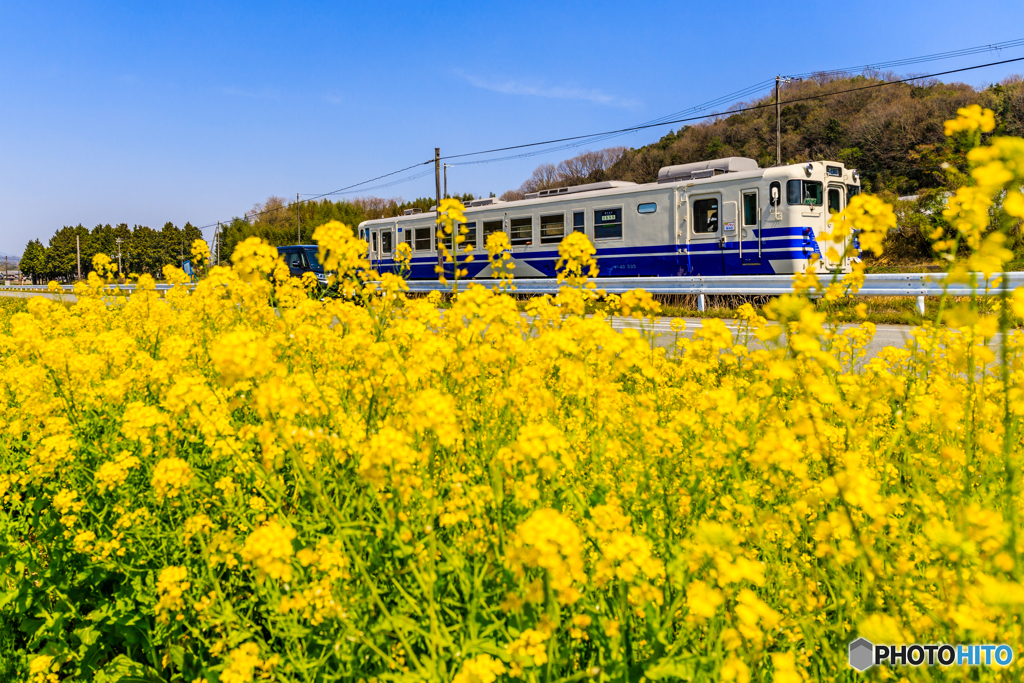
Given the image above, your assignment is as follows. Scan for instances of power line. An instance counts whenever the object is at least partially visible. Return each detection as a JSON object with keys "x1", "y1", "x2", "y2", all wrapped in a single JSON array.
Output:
[
  {"x1": 439, "y1": 55, "x2": 1024, "y2": 164},
  {"x1": 445, "y1": 80, "x2": 780, "y2": 168},
  {"x1": 196, "y1": 44, "x2": 1024, "y2": 235},
  {"x1": 194, "y1": 160, "x2": 433, "y2": 233},
  {"x1": 447, "y1": 38, "x2": 1024, "y2": 169},
  {"x1": 786, "y1": 37, "x2": 1024, "y2": 80}
]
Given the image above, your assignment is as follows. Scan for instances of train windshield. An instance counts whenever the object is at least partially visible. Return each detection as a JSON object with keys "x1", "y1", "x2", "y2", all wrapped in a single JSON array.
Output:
[
  {"x1": 303, "y1": 248, "x2": 323, "y2": 273},
  {"x1": 787, "y1": 180, "x2": 823, "y2": 206}
]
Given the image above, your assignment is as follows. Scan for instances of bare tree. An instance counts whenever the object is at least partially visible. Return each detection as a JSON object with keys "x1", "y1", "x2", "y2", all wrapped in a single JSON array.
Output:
[
  {"x1": 246, "y1": 196, "x2": 290, "y2": 226},
  {"x1": 519, "y1": 163, "x2": 560, "y2": 193},
  {"x1": 517, "y1": 147, "x2": 628, "y2": 193},
  {"x1": 351, "y1": 196, "x2": 402, "y2": 220},
  {"x1": 499, "y1": 189, "x2": 526, "y2": 202}
]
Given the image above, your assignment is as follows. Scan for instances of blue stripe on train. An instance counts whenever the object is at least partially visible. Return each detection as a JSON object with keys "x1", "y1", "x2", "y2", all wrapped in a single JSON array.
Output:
[{"x1": 377, "y1": 227, "x2": 822, "y2": 279}]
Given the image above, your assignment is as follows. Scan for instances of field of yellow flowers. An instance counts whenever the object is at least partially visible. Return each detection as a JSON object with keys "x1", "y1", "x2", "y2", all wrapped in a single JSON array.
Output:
[{"x1": 1, "y1": 108, "x2": 1024, "y2": 683}]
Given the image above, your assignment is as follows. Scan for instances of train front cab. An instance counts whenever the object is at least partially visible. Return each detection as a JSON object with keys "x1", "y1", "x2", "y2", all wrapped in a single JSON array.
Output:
[
  {"x1": 361, "y1": 222, "x2": 399, "y2": 274},
  {"x1": 756, "y1": 162, "x2": 859, "y2": 275}
]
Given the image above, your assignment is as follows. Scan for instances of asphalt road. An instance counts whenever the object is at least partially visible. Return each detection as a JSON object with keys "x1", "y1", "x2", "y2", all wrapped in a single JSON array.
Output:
[{"x1": 605, "y1": 315, "x2": 920, "y2": 358}]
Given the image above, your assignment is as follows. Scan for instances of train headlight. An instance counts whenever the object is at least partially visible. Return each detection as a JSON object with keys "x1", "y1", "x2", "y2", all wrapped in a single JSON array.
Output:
[
  {"x1": 852, "y1": 169, "x2": 860, "y2": 181},
  {"x1": 805, "y1": 163, "x2": 814, "y2": 176}
]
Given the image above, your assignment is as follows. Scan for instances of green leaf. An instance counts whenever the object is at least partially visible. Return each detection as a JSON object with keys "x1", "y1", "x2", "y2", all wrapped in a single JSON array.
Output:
[
  {"x1": 74, "y1": 625, "x2": 100, "y2": 647},
  {"x1": 92, "y1": 654, "x2": 163, "y2": 683},
  {"x1": 643, "y1": 656, "x2": 697, "y2": 681}
]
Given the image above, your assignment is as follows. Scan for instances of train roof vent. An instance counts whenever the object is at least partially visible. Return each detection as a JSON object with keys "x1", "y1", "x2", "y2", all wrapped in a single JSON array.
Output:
[
  {"x1": 524, "y1": 180, "x2": 636, "y2": 199},
  {"x1": 465, "y1": 197, "x2": 503, "y2": 207},
  {"x1": 403, "y1": 208, "x2": 423, "y2": 215},
  {"x1": 657, "y1": 157, "x2": 758, "y2": 183}
]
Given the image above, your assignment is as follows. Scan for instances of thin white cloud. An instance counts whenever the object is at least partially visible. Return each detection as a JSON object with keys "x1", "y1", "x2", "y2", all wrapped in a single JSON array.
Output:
[
  {"x1": 458, "y1": 70, "x2": 638, "y2": 108},
  {"x1": 223, "y1": 86, "x2": 279, "y2": 100}
]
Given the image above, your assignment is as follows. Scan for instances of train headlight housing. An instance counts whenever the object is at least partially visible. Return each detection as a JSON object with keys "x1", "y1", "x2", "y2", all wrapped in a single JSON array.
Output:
[{"x1": 805, "y1": 163, "x2": 814, "y2": 176}]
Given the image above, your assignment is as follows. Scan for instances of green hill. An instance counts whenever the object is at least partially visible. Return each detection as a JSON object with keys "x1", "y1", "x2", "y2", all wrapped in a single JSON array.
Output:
[{"x1": 602, "y1": 73, "x2": 1024, "y2": 197}]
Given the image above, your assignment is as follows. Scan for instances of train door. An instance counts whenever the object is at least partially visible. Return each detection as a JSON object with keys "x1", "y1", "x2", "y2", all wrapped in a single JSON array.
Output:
[
  {"x1": 740, "y1": 189, "x2": 761, "y2": 265},
  {"x1": 825, "y1": 184, "x2": 846, "y2": 269},
  {"x1": 379, "y1": 226, "x2": 394, "y2": 272},
  {"x1": 688, "y1": 194, "x2": 725, "y2": 275},
  {"x1": 368, "y1": 228, "x2": 379, "y2": 269}
]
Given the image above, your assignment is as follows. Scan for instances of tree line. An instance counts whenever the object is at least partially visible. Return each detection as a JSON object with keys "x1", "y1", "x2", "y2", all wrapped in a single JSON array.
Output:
[
  {"x1": 21, "y1": 222, "x2": 204, "y2": 284},
  {"x1": 212, "y1": 194, "x2": 480, "y2": 262},
  {"x1": 21, "y1": 193, "x2": 489, "y2": 279}
]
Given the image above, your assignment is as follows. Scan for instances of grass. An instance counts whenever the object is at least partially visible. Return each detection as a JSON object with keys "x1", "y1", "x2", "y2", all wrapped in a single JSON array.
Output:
[
  {"x1": 421, "y1": 291, "x2": 970, "y2": 327},
  {"x1": 646, "y1": 295, "x2": 951, "y2": 326}
]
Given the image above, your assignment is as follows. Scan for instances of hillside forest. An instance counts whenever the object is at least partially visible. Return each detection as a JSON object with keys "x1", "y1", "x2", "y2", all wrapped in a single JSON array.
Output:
[{"x1": 20, "y1": 72, "x2": 1024, "y2": 278}]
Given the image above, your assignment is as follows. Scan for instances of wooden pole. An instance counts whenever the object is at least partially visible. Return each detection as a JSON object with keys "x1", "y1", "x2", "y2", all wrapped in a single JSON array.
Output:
[
  {"x1": 776, "y1": 76, "x2": 781, "y2": 167},
  {"x1": 297, "y1": 192, "x2": 301, "y2": 243},
  {"x1": 435, "y1": 148, "x2": 442, "y2": 275},
  {"x1": 76, "y1": 235, "x2": 82, "y2": 281}
]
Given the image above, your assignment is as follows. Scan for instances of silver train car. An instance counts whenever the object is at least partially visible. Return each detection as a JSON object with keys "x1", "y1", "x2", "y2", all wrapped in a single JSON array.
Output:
[{"x1": 357, "y1": 157, "x2": 861, "y2": 279}]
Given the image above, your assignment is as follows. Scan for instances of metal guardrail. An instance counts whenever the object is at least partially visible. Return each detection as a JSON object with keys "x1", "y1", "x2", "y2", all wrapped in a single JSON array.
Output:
[
  {"x1": 0, "y1": 283, "x2": 179, "y2": 292},
  {"x1": 401, "y1": 272, "x2": 1024, "y2": 314},
  {"x1": 3, "y1": 273, "x2": 1022, "y2": 315}
]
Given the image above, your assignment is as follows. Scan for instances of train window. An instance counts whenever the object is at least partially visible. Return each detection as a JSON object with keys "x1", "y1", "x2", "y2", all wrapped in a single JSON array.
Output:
[
  {"x1": 594, "y1": 208, "x2": 623, "y2": 240},
  {"x1": 742, "y1": 192, "x2": 758, "y2": 226},
  {"x1": 482, "y1": 219, "x2": 503, "y2": 246},
  {"x1": 414, "y1": 227, "x2": 432, "y2": 251},
  {"x1": 404, "y1": 228, "x2": 412, "y2": 248},
  {"x1": 510, "y1": 217, "x2": 533, "y2": 246},
  {"x1": 787, "y1": 180, "x2": 823, "y2": 206},
  {"x1": 540, "y1": 213, "x2": 565, "y2": 244},
  {"x1": 436, "y1": 227, "x2": 453, "y2": 251},
  {"x1": 828, "y1": 188, "x2": 842, "y2": 214},
  {"x1": 637, "y1": 203, "x2": 657, "y2": 214},
  {"x1": 458, "y1": 222, "x2": 477, "y2": 250},
  {"x1": 846, "y1": 184, "x2": 860, "y2": 203},
  {"x1": 573, "y1": 211, "x2": 585, "y2": 233},
  {"x1": 381, "y1": 231, "x2": 393, "y2": 254},
  {"x1": 693, "y1": 199, "x2": 719, "y2": 234}
]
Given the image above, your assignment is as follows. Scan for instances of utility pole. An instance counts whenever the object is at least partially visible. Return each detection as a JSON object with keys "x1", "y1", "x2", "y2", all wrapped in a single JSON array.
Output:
[
  {"x1": 115, "y1": 238, "x2": 123, "y2": 275},
  {"x1": 297, "y1": 193, "x2": 301, "y2": 243},
  {"x1": 215, "y1": 222, "x2": 221, "y2": 265},
  {"x1": 443, "y1": 163, "x2": 450, "y2": 199},
  {"x1": 435, "y1": 148, "x2": 443, "y2": 274},
  {"x1": 775, "y1": 76, "x2": 782, "y2": 167},
  {"x1": 775, "y1": 75, "x2": 793, "y2": 166},
  {"x1": 76, "y1": 235, "x2": 82, "y2": 281}
]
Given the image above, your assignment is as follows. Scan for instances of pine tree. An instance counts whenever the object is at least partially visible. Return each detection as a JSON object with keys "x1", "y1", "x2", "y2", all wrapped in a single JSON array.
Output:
[{"x1": 20, "y1": 240, "x2": 47, "y2": 284}]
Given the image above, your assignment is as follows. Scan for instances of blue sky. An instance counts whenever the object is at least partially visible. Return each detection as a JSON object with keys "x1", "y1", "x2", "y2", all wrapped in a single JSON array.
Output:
[{"x1": 1, "y1": 0, "x2": 1023, "y2": 256}]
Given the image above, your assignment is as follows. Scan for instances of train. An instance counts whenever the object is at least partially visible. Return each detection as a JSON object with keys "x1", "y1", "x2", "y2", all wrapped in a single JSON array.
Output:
[{"x1": 357, "y1": 156, "x2": 861, "y2": 279}]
